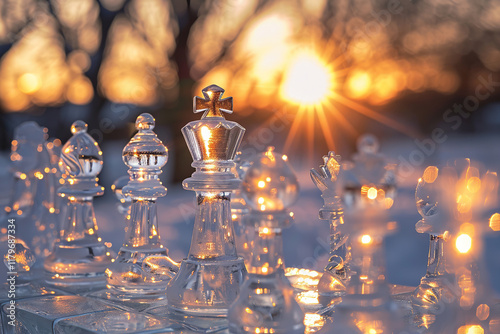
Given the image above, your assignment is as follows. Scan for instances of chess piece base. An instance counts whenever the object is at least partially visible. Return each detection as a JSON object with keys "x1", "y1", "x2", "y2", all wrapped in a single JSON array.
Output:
[
  {"x1": 228, "y1": 274, "x2": 305, "y2": 334},
  {"x1": 166, "y1": 257, "x2": 246, "y2": 317},
  {"x1": 88, "y1": 288, "x2": 167, "y2": 312},
  {"x1": 43, "y1": 241, "x2": 114, "y2": 292}
]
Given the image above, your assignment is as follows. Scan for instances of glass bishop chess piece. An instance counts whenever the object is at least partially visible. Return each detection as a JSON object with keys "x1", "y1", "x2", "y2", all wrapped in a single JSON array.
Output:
[
  {"x1": 44, "y1": 121, "x2": 114, "y2": 292},
  {"x1": 311, "y1": 151, "x2": 350, "y2": 308},
  {"x1": 410, "y1": 165, "x2": 461, "y2": 332},
  {"x1": 164, "y1": 84, "x2": 246, "y2": 323},
  {"x1": 102, "y1": 113, "x2": 179, "y2": 308},
  {"x1": 232, "y1": 152, "x2": 252, "y2": 267},
  {"x1": 1, "y1": 122, "x2": 59, "y2": 261},
  {"x1": 228, "y1": 147, "x2": 304, "y2": 334},
  {"x1": 319, "y1": 134, "x2": 402, "y2": 334}
]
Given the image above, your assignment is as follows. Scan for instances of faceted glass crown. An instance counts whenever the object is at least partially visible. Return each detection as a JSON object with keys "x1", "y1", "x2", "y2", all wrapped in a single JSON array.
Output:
[
  {"x1": 242, "y1": 147, "x2": 299, "y2": 212},
  {"x1": 60, "y1": 121, "x2": 103, "y2": 178},
  {"x1": 182, "y1": 84, "x2": 244, "y2": 162},
  {"x1": 122, "y1": 113, "x2": 168, "y2": 170},
  {"x1": 310, "y1": 151, "x2": 342, "y2": 197}
]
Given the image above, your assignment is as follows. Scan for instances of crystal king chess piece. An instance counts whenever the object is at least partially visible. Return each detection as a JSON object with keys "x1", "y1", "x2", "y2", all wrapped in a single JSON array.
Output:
[
  {"x1": 311, "y1": 151, "x2": 350, "y2": 306},
  {"x1": 165, "y1": 84, "x2": 246, "y2": 321},
  {"x1": 44, "y1": 121, "x2": 114, "y2": 291},
  {"x1": 2, "y1": 122, "x2": 59, "y2": 261},
  {"x1": 228, "y1": 147, "x2": 304, "y2": 334},
  {"x1": 102, "y1": 113, "x2": 179, "y2": 307}
]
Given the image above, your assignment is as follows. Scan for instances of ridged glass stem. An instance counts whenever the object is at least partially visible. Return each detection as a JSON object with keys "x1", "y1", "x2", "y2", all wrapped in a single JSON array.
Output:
[
  {"x1": 426, "y1": 234, "x2": 446, "y2": 277},
  {"x1": 188, "y1": 191, "x2": 237, "y2": 259},
  {"x1": 60, "y1": 197, "x2": 98, "y2": 242},
  {"x1": 123, "y1": 199, "x2": 161, "y2": 248}
]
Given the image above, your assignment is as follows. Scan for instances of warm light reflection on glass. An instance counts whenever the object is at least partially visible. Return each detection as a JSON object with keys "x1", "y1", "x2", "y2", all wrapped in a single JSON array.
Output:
[
  {"x1": 361, "y1": 234, "x2": 372, "y2": 245},
  {"x1": 456, "y1": 234, "x2": 472, "y2": 254}
]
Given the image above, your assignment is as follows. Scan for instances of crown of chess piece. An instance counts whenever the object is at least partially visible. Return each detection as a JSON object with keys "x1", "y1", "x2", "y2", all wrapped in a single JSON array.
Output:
[
  {"x1": 310, "y1": 151, "x2": 350, "y2": 307},
  {"x1": 165, "y1": 84, "x2": 246, "y2": 322},
  {"x1": 319, "y1": 134, "x2": 402, "y2": 334},
  {"x1": 104, "y1": 113, "x2": 179, "y2": 302},
  {"x1": 43, "y1": 121, "x2": 114, "y2": 291},
  {"x1": 231, "y1": 152, "x2": 253, "y2": 267},
  {"x1": 2, "y1": 122, "x2": 59, "y2": 261},
  {"x1": 228, "y1": 147, "x2": 304, "y2": 334}
]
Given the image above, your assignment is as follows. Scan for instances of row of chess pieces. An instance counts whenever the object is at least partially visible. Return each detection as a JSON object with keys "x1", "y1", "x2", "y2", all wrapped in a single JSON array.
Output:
[{"x1": 1, "y1": 84, "x2": 500, "y2": 333}]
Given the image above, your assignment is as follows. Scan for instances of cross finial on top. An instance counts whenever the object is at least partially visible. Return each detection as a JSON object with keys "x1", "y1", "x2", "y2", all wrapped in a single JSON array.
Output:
[{"x1": 193, "y1": 84, "x2": 233, "y2": 118}]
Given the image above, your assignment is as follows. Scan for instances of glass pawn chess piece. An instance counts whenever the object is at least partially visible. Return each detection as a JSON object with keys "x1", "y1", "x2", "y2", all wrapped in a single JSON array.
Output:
[
  {"x1": 228, "y1": 147, "x2": 304, "y2": 334},
  {"x1": 231, "y1": 152, "x2": 252, "y2": 267},
  {"x1": 101, "y1": 113, "x2": 179, "y2": 309},
  {"x1": 1, "y1": 122, "x2": 59, "y2": 261},
  {"x1": 311, "y1": 151, "x2": 350, "y2": 307},
  {"x1": 164, "y1": 84, "x2": 246, "y2": 323},
  {"x1": 44, "y1": 121, "x2": 114, "y2": 292}
]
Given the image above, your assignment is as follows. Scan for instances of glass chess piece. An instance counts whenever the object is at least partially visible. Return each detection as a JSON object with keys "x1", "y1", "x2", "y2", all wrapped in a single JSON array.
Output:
[
  {"x1": 162, "y1": 84, "x2": 246, "y2": 325},
  {"x1": 231, "y1": 152, "x2": 252, "y2": 267},
  {"x1": 43, "y1": 121, "x2": 114, "y2": 292},
  {"x1": 228, "y1": 147, "x2": 304, "y2": 334},
  {"x1": 1, "y1": 122, "x2": 59, "y2": 262},
  {"x1": 318, "y1": 134, "x2": 403, "y2": 334},
  {"x1": 310, "y1": 151, "x2": 350, "y2": 307},
  {"x1": 410, "y1": 165, "x2": 462, "y2": 332},
  {"x1": 99, "y1": 113, "x2": 179, "y2": 309}
]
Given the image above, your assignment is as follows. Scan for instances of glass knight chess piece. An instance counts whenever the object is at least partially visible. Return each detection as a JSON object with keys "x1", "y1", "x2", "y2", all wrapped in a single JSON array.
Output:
[
  {"x1": 310, "y1": 151, "x2": 350, "y2": 307},
  {"x1": 319, "y1": 134, "x2": 403, "y2": 334},
  {"x1": 228, "y1": 147, "x2": 304, "y2": 334},
  {"x1": 231, "y1": 152, "x2": 252, "y2": 267},
  {"x1": 100, "y1": 113, "x2": 179, "y2": 309},
  {"x1": 43, "y1": 121, "x2": 114, "y2": 292},
  {"x1": 161, "y1": 84, "x2": 246, "y2": 324},
  {"x1": 410, "y1": 165, "x2": 461, "y2": 332},
  {"x1": 1, "y1": 122, "x2": 59, "y2": 262}
]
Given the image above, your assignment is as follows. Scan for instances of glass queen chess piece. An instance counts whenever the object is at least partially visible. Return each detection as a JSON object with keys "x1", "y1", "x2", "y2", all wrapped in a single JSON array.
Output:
[
  {"x1": 1, "y1": 122, "x2": 59, "y2": 261},
  {"x1": 165, "y1": 84, "x2": 246, "y2": 320},
  {"x1": 310, "y1": 151, "x2": 350, "y2": 307},
  {"x1": 103, "y1": 113, "x2": 179, "y2": 307},
  {"x1": 44, "y1": 121, "x2": 114, "y2": 291},
  {"x1": 231, "y1": 152, "x2": 252, "y2": 267},
  {"x1": 228, "y1": 147, "x2": 304, "y2": 334}
]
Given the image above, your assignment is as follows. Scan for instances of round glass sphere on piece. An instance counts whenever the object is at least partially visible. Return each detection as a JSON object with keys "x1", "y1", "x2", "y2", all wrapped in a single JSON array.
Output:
[
  {"x1": 242, "y1": 147, "x2": 299, "y2": 212},
  {"x1": 60, "y1": 121, "x2": 103, "y2": 178}
]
